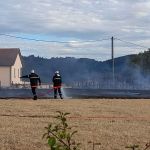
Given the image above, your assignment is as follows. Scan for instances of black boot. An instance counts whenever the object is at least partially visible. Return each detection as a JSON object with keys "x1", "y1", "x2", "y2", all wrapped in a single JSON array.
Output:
[
  {"x1": 33, "y1": 95, "x2": 37, "y2": 100},
  {"x1": 60, "y1": 95, "x2": 63, "y2": 99}
]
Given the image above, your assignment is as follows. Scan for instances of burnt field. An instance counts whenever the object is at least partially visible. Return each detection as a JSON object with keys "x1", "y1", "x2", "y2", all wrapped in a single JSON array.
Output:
[{"x1": 0, "y1": 88, "x2": 150, "y2": 99}]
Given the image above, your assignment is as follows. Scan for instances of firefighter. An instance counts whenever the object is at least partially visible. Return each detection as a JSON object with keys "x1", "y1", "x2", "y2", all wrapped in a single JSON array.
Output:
[
  {"x1": 20, "y1": 70, "x2": 41, "y2": 100},
  {"x1": 52, "y1": 71, "x2": 63, "y2": 99}
]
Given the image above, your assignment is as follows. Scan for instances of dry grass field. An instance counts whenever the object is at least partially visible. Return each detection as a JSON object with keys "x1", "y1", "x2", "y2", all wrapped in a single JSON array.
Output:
[{"x1": 0, "y1": 99, "x2": 150, "y2": 150}]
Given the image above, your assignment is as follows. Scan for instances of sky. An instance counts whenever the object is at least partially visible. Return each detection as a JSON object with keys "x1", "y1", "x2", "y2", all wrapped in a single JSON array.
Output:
[{"x1": 0, "y1": 0, "x2": 149, "y2": 60}]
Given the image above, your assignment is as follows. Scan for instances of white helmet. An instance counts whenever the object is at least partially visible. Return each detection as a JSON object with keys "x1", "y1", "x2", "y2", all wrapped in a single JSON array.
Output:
[
  {"x1": 31, "y1": 69, "x2": 35, "y2": 73},
  {"x1": 55, "y1": 71, "x2": 59, "y2": 74}
]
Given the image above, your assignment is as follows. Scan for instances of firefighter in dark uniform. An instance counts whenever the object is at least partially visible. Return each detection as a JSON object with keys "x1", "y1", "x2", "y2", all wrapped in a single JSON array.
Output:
[
  {"x1": 20, "y1": 70, "x2": 41, "y2": 100},
  {"x1": 52, "y1": 71, "x2": 63, "y2": 99}
]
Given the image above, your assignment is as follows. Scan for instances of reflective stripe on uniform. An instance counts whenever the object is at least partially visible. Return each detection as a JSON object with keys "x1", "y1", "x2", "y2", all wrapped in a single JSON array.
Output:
[
  {"x1": 30, "y1": 77, "x2": 39, "y2": 79},
  {"x1": 53, "y1": 86, "x2": 61, "y2": 89},
  {"x1": 31, "y1": 85, "x2": 38, "y2": 88}
]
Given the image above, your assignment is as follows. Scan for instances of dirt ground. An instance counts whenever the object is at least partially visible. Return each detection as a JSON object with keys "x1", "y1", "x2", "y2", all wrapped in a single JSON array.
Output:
[{"x1": 0, "y1": 99, "x2": 150, "y2": 150}]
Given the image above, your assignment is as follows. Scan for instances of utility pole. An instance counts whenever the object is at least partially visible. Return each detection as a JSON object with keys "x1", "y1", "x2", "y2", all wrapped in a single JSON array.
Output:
[{"x1": 111, "y1": 36, "x2": 115, "y2": 86}]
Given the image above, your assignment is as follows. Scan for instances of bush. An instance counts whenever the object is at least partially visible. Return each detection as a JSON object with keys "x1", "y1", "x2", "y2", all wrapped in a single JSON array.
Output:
[{"x1": 43, "y1": 111, "x2": 80, "y2": 150}]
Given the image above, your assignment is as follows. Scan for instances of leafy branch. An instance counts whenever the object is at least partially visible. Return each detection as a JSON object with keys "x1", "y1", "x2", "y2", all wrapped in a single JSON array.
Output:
[{"x1": 43, "y1": 111, "x2": 80, "y2": 150}]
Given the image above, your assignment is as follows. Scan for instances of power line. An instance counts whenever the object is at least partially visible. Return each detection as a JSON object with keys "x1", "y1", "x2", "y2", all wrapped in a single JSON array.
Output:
[
  {"x1": 0, "y1": 33, "x2": 110, "y2": 44},
  {"x1": 1, "y1": 33, "x2": 148, "y2": 50},
  {"x1": 115, "y1": 37, "x2": 149, "y2": 49},
  {"x1": 0, "y1": 33, "x2": 148, "y2": 49}
]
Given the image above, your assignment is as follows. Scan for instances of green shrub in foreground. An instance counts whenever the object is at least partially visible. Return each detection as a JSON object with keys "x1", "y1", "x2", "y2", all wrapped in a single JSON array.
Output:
[{"x1": 43, "y1": 111, "x2": 80, "y2": 150}]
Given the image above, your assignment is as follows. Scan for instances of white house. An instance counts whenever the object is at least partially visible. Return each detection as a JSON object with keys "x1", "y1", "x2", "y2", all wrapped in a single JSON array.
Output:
[{"x1": 0, "y1": 48, "x2": 23, "y2": 87}]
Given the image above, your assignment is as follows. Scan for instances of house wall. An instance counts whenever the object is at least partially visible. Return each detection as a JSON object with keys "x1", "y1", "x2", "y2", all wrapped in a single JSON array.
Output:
[
  {"x1": 0, "y1": 67, "x2": 11, "y2": 87},
  {"x1": 11, "y1": 54, "x2": 23, "y2": 84}
]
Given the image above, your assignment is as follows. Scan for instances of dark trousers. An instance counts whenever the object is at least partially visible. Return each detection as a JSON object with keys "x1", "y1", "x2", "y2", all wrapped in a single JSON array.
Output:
[
  {"x1": 31, "y1": 87, "x2": 37, "y2": 96},
  {"x1": 31, "y1": 87, "x2": 37, "y2": 100},
  {"x1": 54, "y1": 87, "x2": 62, "y2": 99}
]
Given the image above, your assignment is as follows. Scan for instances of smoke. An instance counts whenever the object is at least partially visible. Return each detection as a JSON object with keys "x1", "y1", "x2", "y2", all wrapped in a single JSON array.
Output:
[
  {"x1": 22, "y1": 55, "x2": 150, "y2": 90},
  {"x1": 67, "y1": 55, "x2": 150, "y2": 90},
  {"x1": 61, "y1": 87, "x2": 67, "y2": 99}
]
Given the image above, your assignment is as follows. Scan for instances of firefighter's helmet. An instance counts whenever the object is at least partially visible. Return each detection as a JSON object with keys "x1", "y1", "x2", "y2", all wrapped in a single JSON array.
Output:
[
  {"x1": 31, "y1": 69, "x2": 35, "y2": 73},
  {"x1": 55, "y1": 71, "x2": 59, "y2": 74}
]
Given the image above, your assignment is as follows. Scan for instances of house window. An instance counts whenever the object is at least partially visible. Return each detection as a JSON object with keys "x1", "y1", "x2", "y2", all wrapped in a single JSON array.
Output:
[
  {"x1": 14, "y1": 68, "x2": 16, "y2": 78},
  {"x1": 20, "y1": 68, "x2": 22, "y2": 77},
  {"x1": 18, "y1": 69, "x2": 20, "y2": 78}
]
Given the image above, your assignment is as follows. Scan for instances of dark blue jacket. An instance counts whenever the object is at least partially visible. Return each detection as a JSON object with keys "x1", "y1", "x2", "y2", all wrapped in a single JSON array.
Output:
[
  {"x1": 53, "y1": 74, "x2": 62, "y2": 87},
  {"x1": 21, "y1": 73, "x2": 41, "y2": 87}
]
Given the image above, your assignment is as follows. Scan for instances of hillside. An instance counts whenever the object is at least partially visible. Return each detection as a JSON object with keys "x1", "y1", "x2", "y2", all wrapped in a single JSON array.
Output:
[{"x1": 22, "y1": 52, "x2": 150, "y2": 89}]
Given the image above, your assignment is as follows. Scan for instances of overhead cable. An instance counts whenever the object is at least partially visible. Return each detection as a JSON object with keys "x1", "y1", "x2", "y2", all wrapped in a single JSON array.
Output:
[
  {"x1": 0, "y1": 33, "x2": 110, "y2": 44},
  {"x1": 115, "y1": 37, "x2": 149, "y2": 49}
]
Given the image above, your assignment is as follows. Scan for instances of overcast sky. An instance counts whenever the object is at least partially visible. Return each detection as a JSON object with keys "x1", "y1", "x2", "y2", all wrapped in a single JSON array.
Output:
[{"x1": 0, "y1": 0, "x2": 149, "y2": 60}]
